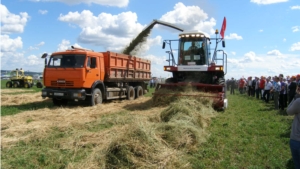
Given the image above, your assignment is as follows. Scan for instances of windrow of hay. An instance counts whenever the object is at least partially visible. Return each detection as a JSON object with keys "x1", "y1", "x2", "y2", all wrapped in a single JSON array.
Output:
[
  {"x1": 102, "y1": 87, "x2": 217, "y2": 168},
  {"x1": 1, "y1": 89, "x2": 36, "y2": 94},
  {"x1": 1, "y1": 92, "x2": 45, "y2": 106},
  {"x1": 1, "y1": 87, "x2": 218, "y2": 168}
]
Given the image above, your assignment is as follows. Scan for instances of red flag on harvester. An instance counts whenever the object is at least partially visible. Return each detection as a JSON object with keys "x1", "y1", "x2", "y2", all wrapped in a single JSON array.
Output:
[{"x1": 220, "y1": 17, "x2": 226, "y2": 39}]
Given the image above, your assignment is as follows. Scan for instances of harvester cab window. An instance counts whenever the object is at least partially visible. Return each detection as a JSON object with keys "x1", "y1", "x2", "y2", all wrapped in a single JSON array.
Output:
[{"x1": 180, "y1": 40, "x2": 206, "y2": 65}]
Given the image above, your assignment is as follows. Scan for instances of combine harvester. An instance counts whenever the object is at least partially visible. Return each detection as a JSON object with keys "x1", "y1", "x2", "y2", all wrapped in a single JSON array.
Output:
[{"x1": 154, "y1": 17, "x2": 228, "y2": 110}]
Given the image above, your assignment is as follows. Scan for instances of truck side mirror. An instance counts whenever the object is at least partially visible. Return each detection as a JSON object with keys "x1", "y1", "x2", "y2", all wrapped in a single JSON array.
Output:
[
  {"x1": 44, "y1": 58, "x2": 48, "y2": 67},
  {"x1": 222, "y1": 40, "x2": 225, "y2": 48},
  {"x1": 162, "y1": 42, "x2": 165, "y2": 49}
]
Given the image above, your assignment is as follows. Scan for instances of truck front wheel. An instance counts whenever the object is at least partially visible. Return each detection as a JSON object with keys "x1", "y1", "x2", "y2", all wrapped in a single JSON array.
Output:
[{"x1": 90, "y1": 88, "x2": 102, "y2": 106}]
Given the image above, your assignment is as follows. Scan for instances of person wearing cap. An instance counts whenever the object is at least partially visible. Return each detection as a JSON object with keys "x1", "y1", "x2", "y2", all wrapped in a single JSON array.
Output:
[
  {"x1": 289, "y1": 76, "x2": 298, "y2": 104},
  {"x1": 287, "y1": 91, "x2": 300, "y2": 169}
]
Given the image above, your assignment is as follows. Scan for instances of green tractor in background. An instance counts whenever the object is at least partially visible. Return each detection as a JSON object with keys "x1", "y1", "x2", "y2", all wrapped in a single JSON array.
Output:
[{"x1": 5, "y1": 68, "x2": 43, "y2": 88}]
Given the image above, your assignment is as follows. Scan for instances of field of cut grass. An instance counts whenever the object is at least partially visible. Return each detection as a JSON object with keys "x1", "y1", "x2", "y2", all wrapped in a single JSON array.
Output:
[{"x1": 1, "y1": 83, "x2": 296, "y2": 168}]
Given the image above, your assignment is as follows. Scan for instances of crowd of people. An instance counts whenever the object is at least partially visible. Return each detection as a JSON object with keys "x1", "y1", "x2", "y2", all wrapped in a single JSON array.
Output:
[
  {"x1": 226, "y1": 74, "x2": 300, "y2": 168},
  {"x1": 226, "y1": 74, "x2": 300, "y2": 110}
]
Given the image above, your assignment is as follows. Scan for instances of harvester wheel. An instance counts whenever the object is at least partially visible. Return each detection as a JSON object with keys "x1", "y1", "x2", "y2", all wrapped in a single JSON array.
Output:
[
  {"x1": 6, "y1": 81, "x2": 12, "y2": 88},
  {"x1": 13, "y1": 82, "x2": 20, "y2": 88},
  {"x1": 127, "y1": 86, "x2": 135, "y2": 100},
  {"x1": 135, "y1": 86, "x2": 143, "y2": 99},
  {"x1": 36, "y1": 82, "x2": 43, "y2": 88},
  {"x1": 90, "y1": 88, "x2": 102, "y2": 106},
  {"x1": 52, "y1": 98, "x2": 68, "y2": 106},
  {"x1": 24, "y1": 82, "x2": 31, "y2": 88}
]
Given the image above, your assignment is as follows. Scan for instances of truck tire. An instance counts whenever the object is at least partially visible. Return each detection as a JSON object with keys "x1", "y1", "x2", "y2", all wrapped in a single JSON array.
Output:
[
  {"x1": 135, "y1": 86, "x2": 143, "y2": 99},
  {"x1": 52, "y1": 98, "x2": 68, "y2": 106},
  {"x1": 127, "y1": 86, "x2": 135, "y2": 100},
  {"x1": 6, "y1": 81, "x2": 12, "y2": 88},
  {"x1": 90, "y1": 88, "x2": 102, "y2": 106}
]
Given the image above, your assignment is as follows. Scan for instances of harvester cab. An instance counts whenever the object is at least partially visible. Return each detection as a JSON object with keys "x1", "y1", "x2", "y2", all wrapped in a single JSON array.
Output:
[{"x1": 156, "y1": 19, "x2": 228, "y2": 110}]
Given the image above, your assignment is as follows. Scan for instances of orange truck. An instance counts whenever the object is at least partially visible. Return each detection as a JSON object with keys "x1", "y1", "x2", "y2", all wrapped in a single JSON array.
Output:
[{"x1": 41, "y1": 46, "x2": 151, "y2": 106}]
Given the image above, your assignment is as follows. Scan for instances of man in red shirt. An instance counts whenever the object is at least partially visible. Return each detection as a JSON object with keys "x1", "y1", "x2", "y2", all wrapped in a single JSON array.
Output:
[
  {"x1": 260, "y1": 76, "x2": 266, "y2": 100},
  {"x1": 239, "y1": 78, "x2": 246, "y2": 94}
]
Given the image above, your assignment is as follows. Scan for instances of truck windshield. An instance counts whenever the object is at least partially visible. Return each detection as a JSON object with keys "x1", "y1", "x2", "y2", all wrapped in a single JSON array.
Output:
[
  {"x1": 48, "y1": 54, "x2": 86, "y2": 68},
  {"x1": 179, "y1": 39, "x2": 206, "y2": 65}
]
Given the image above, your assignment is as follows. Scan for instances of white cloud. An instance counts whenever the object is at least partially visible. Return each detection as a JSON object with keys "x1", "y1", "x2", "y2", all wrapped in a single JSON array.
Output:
[
  {"x1": 37, "y1": 41, "x2": 45, "y2": 46},
  {"x1": 283, "y1": 38, "x2": 286, "y2": 42},
  {"x1": 290, "y1": 5, "x2": 300, "y2": 10},
  {"x1": 0, "y1": 35, "x2": 23, "y2": 52},
  {"x1": 38, "y1": 10, "x2": 48, "y2": 15},
  {"x1": 292, "y1": 26, "x2": 299, "y2": 32},
  {"x1": 240, "y1": 51, "x2": 263, "y2": 63},
  {"x1": 32, "y1": 0, "x2": 129, "y2": 7},
  {"x1": 290, "y1": 42, "x2": 300, "y2": 51},
  {"x1": 231, "y1": 52, "x2": 236, "y2": 55},
  {"x1": 259, "y1": 29, "x2": 263, "y2": 32},
  {"x1": 58, "y1": 10, "x2": 145, "y2": 52},
  {"x1": 56, "y1": 39, "x2": 82, "y2": 52},
  {"x1": 142, "y1": 54, "x2": 167, "y2": 65},
  {"x1": 28, "y1": 41, "x2": 45, "y2": 50},
  {"x1": 159, "y1": 2, "x2": 216, "y2": 35},
  {"x1": 0, "y1": 4, "x2": 30, "y2": 34},
  {"x1": 225, "y1": 33, "x2": 243, "y2": 40},
  {"x1": 267, "y1": 49, "x2": 282, "y2": 56},
  {"x1": 250, "y1": 0, "x2": 288, "y2": 5}
]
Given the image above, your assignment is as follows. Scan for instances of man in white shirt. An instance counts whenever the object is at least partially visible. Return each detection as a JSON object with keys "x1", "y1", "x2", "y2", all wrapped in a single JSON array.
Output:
[{"x1": 263, "y1": 77, "x2": 273, "y2": 103}]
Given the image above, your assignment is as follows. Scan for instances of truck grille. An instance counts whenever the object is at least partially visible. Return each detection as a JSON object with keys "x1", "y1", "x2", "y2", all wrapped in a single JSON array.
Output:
[{"x1": 51, "y1": 81, "x2": 74, "y2": 87}]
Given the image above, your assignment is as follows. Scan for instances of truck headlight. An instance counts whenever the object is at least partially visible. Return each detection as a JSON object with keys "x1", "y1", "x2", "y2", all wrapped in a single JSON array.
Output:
[
  {"x1": 73, "y1": 93, "x2": 82, "y2": 98},
  {"x1": 42, "y1": 91, "x2": 47, "y2": 95}
]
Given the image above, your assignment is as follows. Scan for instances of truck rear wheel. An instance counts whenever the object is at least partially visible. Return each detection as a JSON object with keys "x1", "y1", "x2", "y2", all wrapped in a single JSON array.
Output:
[
  {"x1": 127, "y1": 86, "x2": 135, "y2": 100},
  {"x1": 90, "y1": 88, "x2": 102, "y2": 106},
  {"x1": 135, "y1": 86, "x2": 143, "y2": 99}
]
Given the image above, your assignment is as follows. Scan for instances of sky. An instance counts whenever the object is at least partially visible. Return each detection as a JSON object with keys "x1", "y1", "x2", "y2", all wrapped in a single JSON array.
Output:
[{"x1": 1, "y1": 0, "x2": 300, "y2": 80}]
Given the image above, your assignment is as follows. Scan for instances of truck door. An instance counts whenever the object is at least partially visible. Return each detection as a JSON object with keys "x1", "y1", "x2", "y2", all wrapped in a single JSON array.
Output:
[{"x1": 85, "y1": 56, "x2": 101, "y2": 86}]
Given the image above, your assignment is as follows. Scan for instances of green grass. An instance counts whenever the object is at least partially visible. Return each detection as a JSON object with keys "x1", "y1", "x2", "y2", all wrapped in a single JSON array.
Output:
[
  {"x1": 1, "y1": 100, "x2": 53, "y2": 116},
  {"x1": 1, "y1": 88, "x2": 295, "y2": 168},
  {"x1": 1, "y1": 79, "x2": 43, "y2": 93},
  {"x1": 189, "y1": 91, "x2": 294, "y2": 168}
]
